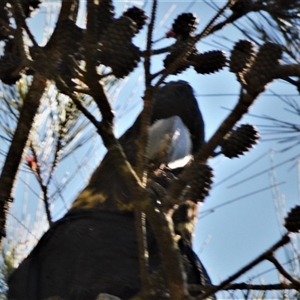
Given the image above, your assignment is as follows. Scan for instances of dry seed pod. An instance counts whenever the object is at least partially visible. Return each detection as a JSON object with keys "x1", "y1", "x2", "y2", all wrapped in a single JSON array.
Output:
[
  {"x1": 229, "y1": 40, "x2": 255, "y2": 73},
  {"x1": 96, "y1": 0, "x2": 115, "y2": 39},
  {"x1": 186, "y1": 163, "x2": 213, "y2": 203},
  {"x1": 0, "y1": 53, "x2": 22, "y2": 85},
  {"x1": 98, "y1": 16, "x2": 141, "y2": 78},
  {"x1": 243, "y1": 42, "x2": 282, "y2": 95},
  {"x1": 163, "y1": 40, "x2": 198, "y2": 74},
  {"x1": 0, "y1": 37, "x2": 24, "y2": 84},
  {"x1": 60, "y1": 20, "x2": 85, "y2": 61},
  {"x1": 230, "y1": 0, "x2": 252, "y2": 15},
  {"x1": 169, "y1": 13, "x2": 198, "y2": 39},
  {"x1": 193, "y1": 50, "x2": 227, "y2": 74},
  {"x1": 285, "y1": 205, "x2": 300, "y2": 232},
  {"x1": 123, "y1": 6, "x2": 147, "y2": 34},
  {"x1": 221, "y1": 124, "x2": 259, "y2": 158}
]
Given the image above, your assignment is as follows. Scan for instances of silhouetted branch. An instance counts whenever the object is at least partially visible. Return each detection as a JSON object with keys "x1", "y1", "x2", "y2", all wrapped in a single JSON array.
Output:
[
  {"x1": 0, "y1": 0, "x2": 79, "y2": 242},
  {"x1": 85, "y1": 2, "x2": 114, "y2": 128},
  {"x1": 266, "y1": 255, "x2": 300, "y2": 286},
  {"x1": 196, "y1": 234, "x2": 291, "y2": 299},
  {"x1": 144, "y1": 0, "x2": 156, "y2": 85},
  {"x1": 29, "y1": 143, "x2": 53, "y2": 227},
  {"x1": 206, "y1": 1, "x2": 267, "y2": 36},
  {"x1": 0, "y1": 75, "x2": 46, "y2": 239},
  {"x1": 189, "y1": 282, "x2": 300, "y2": 292},
  {"x1": 276, "y1": 64, "x2": 300, "y2": 78},
  {"x1": 58, "y1": 85, "x2": 100, "y2": 129},
  {"x1": 197, "y1": 0, "x2": 235, "y2": 39}
]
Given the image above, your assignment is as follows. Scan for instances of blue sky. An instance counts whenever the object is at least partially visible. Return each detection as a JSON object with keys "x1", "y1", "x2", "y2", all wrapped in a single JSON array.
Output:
[{"x1": 3, "y1": 1, "x2": 300, "y2": 298}]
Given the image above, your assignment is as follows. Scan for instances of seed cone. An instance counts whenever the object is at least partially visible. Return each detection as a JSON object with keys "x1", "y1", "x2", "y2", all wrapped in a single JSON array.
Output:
[
  {"x1": 230, "y1": 0, "x2": 251, "y2": 15},
  {"x1": 193, "y1": 50, "x2": 227, "y2": 74},
  {"x1": 229, "y1": 40, "x2": 255, "y2": 73},
  {"x1": 171, "y1": 13, "x2": 198, "y2": 39},
  {"x1": 285, "y1": 205, "x2": 300, "y2": 232},
  {"x1": 0, "y1": 38, "x2": 23, "y2": 85},
  {"x1": 46, "y1": 20, "x2": 84, "y2": 59},
  {"x1": 0, "y1": 53, "x2": 22, "y2": 85},
  {"x1": 163, "y1": 40, "x2": 198, "y2": 74},
  {"x1": 123, "y1": 6, "x2": 147, "y2": 34},
  {"x1": 39, "y1": 19, "x2": 85, "y2": 86},
  {"x1": 221, "y1": 124, "x2": 260, "y2": 158},
  {"x1": 98, "y1": 16, "x2": 141, "y2": 78},
  {"x1": 186, "y1": 163, "x2": 214, "y2": 203},
  {"x1": 96, "y1": 0, "x2": 115, "y2": 39},
  {"x1": 243, "y1": 42, "x2": 282, "y2": 96}
]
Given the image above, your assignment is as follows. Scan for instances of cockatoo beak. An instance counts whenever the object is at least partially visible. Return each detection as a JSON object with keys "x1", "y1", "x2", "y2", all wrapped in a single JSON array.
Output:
[{"x1": 147, "y1": 115, "x2": 192, "y2": 169}]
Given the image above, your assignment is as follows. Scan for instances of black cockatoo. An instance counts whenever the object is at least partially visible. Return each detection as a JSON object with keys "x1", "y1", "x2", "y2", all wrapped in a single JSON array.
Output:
[{"x1": 8, "y1": 81, "x2": 214, "y2": 300}]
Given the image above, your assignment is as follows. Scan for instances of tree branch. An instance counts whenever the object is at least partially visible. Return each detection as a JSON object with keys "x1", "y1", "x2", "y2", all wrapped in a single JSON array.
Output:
[
  {"x1": 196, "y1": 233, "x2": 291, "y2": 299},
  {"x1": 84, "y1": 1, "x2": 152, "y2": 292},
  {"x1": 276, "y1": 64, "x2": 300, "y2": 78},
  {"x1": 266, "y1": 254, "x2": 300, "y2": 287},
  {"x1": 0, "y1": 75, "x2": 46, "y2": 239},
  {"x1": 29, "y1": 143, "x2": 53, "y2": 227},
  {"x1": 189, "y1": 282, "x2": 300, "y2": 292},
  {"x1": 0, "y1": 0, "x2": 80, "y2": 241}
]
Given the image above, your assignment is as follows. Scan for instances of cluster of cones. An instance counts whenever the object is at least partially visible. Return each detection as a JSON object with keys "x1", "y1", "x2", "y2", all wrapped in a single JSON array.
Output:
[
  {"x1": 0, "y1": 1, "x2": 41, "y2": 84},
  {"x1": 0, "y1": 1, "x2": 147, "y2": 85},
  {"x1": 0, "y1": 1, "x2": 284, "y2": 97},
  {"x1": 163, "y1": 13, "x2": 227, "y2": 75},
  {"x1": 229, "y1": 39, "x2": 282, "y2": 96}
]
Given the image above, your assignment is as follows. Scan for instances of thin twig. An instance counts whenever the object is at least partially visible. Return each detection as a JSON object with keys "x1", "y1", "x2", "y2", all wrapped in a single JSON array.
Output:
[
  {"x1": 30, "y1": 144, "x2": 53, "y2": 227},
  {"x1": 85, "y1": 2, "x2": 114, "y2": 127},
  {"x1": 196, "y1": 0, "x2": 236, "y2": 39},
  {"x1": 140, "y1": 46, "x2": 172, "y2": 57},
  {"x1": 57, "y1": 82, "x2": 101, "y2": 130},
  {"x1": 12, "y1": 0, "x2": 38, "y2": 47},
  {"x1": 266, "y1": 254, "x2": 300, "y2": 286},
  {"x1": 11, "y1": 0, "x2": 34, "y2": 68},
  {"x1": 0, "y1": 75, "x2": 46, "y2": 240},
  {"x1": 189, "y1": 282, "x2": 300, "y2": 292},
  {"x1": 137, "y1": 0, "x2": 159, "y2": 176},
  {"x1": 144, "y1": 0, "x2": 157, "y2": 85},
  {"x1": 134, "y1": 0, "x2": 159, "y2": 288},
  {"x1": 0, "y1": 0, "x2": 79, "y2": 241},
  {"x1": 196, "y1": 234, "x2": 290, "y2": 299}
]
